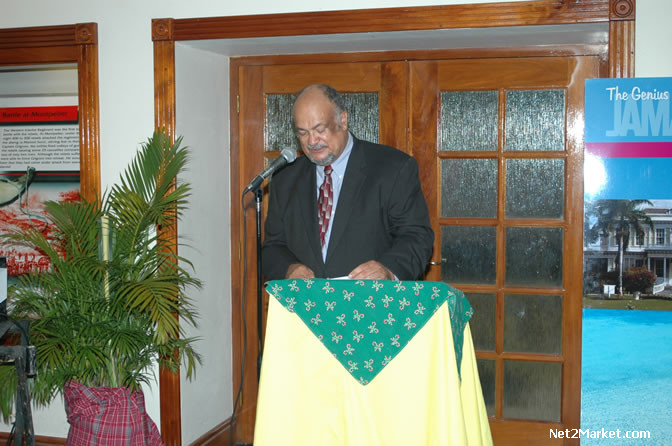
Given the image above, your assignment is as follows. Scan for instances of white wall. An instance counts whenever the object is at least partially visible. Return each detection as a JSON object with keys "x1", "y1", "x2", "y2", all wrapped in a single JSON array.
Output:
[
  {"x1": 175, "y1": 43, "x2": 231, "y2": 444},
  {"x1": 1, "y1": 0, "x2": 669, "y2": 442},
  {"x1": 635, "y1": 0, "x2": 672, "y2": 77}
]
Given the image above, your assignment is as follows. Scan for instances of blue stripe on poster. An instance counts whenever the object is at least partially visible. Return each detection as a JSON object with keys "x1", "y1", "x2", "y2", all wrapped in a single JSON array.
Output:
[{"x1": 584, "y1": 157, "x2": 672, "y2": 200}]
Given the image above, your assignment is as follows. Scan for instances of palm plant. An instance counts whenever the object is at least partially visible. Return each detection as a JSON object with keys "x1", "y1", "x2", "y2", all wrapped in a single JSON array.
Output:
[
  {"x1": 588, "y1": 199, "x2": 654, "y2": 296},
  {"x1": 0, "y1": 131, "x2": 201, "y2": 412}
]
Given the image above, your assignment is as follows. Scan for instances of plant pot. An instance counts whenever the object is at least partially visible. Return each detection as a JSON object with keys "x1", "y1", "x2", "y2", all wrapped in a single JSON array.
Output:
[{"x1": 64, "y1": 381, "x2": 163, "y2": 446}]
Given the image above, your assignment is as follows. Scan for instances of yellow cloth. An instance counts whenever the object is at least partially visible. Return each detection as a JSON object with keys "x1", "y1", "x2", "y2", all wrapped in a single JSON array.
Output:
[{"x1": 254, "y1": 296, "x2": 493, "y2": 446}]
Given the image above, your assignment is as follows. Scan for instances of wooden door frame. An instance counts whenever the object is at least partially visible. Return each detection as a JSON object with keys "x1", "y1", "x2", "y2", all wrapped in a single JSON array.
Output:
[{"x1": 152, "y1": 1, "x2": 635, "y2": 444}]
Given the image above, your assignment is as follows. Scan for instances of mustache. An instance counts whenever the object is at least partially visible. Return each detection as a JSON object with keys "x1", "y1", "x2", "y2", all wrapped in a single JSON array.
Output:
[{"x1": 307, "y1": 143, "x2": 328, "y2": 151}]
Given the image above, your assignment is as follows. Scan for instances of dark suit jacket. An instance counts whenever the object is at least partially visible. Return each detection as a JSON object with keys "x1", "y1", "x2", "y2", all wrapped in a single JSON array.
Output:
[{"x1": 262, "y1": 136, "x2": 434, "y2": 280}]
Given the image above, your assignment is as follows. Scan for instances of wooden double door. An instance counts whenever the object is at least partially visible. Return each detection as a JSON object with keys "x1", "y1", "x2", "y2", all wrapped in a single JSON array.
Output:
[{"x1": 233, "y1": 52, "x2": 598, "y2": 445}]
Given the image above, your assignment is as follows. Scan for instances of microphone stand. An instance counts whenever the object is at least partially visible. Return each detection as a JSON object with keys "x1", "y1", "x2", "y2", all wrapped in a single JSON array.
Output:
[
  {"x1": 254, "y1": 187, "x2": 264, "y2": 381},
  {"x1": 243, "y1": 147, "x2": 296, "y2": 382}
]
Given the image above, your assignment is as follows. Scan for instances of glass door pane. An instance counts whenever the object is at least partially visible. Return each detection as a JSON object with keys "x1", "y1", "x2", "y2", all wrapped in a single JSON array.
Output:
[{"x1": 411, "y1": 56, "x2": 599, "y2": 440}]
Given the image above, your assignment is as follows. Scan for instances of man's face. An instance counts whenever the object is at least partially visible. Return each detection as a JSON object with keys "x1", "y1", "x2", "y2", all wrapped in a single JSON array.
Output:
[{"x1": 293, "y1": 89, "x2": 349, "y2": 166}]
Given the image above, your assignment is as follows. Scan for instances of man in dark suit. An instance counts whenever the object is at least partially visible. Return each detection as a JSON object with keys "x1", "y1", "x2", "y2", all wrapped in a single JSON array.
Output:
[{"x1": 262, "y1": 84, "x2": 434, "y2": 281}]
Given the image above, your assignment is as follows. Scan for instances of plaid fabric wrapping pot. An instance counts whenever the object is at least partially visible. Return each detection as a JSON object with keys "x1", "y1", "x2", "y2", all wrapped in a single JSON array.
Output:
[{"x1": 64, "y1": 381, "x2": 163, "y2": 446}]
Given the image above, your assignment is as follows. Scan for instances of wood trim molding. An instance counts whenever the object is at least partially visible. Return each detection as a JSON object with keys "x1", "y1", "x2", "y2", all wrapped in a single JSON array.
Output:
[
  {"x1": 152, "y1": 38, "x2": 182, "y2": 446},
  {"x1": 154, "y1": 40, "x2": 176, "y2": 139},
  {"x1": 0, "y1": 24, "x2": 78, "y2": 49},
  {"x1": 157, "y1": 0, "x2": 611, "y2": 41},
  {"x1": 610, "y1": 0, "x2": 635, "y2": 20},
  {"x1": 609, "y1": 0, "x2": 635, "y2": 77},
  {"x1": 609, "y1": 20, "x2": 635, "y2": 77},
  {"x1": 158, "y1": 364, "x2": 182, "y2": 446},
  {"x1": 152, "y1": 18, "x2": 174, "y2": 42},
  {"x1": 75, "y1": 23, "x2": 97, "y2": 45},
  {"x1": 78, "y1": 24, "x2": 101, "y2": 201}
]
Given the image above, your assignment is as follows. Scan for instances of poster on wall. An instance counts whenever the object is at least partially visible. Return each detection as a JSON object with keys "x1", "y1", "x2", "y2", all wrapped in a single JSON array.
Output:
[
  {"x1": 584, "y1": 77, "x2": 672, "y2": 294},
  {"x1": 0, "y1": 105, "x2": 80, "y2": 277},
  {"x1": 582, "y1": 77, "x2": 672, "y2": 444}
]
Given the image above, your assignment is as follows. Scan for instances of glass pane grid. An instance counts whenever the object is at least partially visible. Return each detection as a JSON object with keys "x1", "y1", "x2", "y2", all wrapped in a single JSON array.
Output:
[
  {"x1": 440, "y1": 90, "x2": 498, "y2": 151},
  {"x1": 441, "y1": 226, "x2": 497, "y2": 285},
  {"x1": 342, "y1": 93, "x2": 379, "y2": 143},
  {"x1": 266, "y1": 94, "x2": 296, "y2": 151},
  {"x1": 466, "y1": 293, "x2": 496, "y2": 351},
  {"x1": 504, "y1": 89, "x2": 566, "y2": 152},
  {"x1": 476, "y1": 359, "x2": 495, "y2": 417},
  {"x1": 505, "y1": 227, "x2": 563, "y2": 287},
  {"x1": 441, "y1": 159, "x2": 497, "y2": 218},
  {"x1": 505, "y1": 158, "x2": 565, "y2": 219},
  {"x1": 503, "y1": 360, "x2": 562, "y2": 422},
  {"x1": 438, "y1": 85, "x2": 570, "y2": 426},
  {"x1": 503, "y1": 293, "x2": 563, "y2": 354}
]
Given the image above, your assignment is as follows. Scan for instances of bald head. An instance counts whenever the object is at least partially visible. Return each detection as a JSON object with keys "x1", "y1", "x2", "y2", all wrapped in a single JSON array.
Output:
[
  {"x1": 294, "y1": 84, "x2": 346, "y2": 117},
  {"x1": 293, "y1": 84, "x2": 349, "y2": 166}
]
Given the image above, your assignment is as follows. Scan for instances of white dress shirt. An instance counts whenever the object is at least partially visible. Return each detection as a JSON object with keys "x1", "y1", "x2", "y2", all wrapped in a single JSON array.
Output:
[{"x1": 316, "y1": 132, "x2": 354, "y2": 262}]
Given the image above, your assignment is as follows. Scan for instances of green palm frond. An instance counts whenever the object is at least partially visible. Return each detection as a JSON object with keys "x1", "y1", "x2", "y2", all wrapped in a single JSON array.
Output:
[{"x1": 0, "y1": 130, "x2": 201, "y2": 414}]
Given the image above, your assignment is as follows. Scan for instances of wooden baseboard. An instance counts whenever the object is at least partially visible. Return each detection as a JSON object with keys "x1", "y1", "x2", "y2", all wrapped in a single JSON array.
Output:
[
  {"x1": 190, "y1": 417, "x2": 233, "y2": 446},
  {"x1": 0, "y1": 432, "x2": 66, "y2": 445},
  {"x1": 1, "y1": 417, "x2": 234, "y2": 446}
]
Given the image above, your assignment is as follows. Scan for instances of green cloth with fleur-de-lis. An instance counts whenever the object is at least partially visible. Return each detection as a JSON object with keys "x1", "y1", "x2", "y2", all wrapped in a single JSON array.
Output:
[{"x1": 266, "y1": 279, "x2": 473, "y2": 385}]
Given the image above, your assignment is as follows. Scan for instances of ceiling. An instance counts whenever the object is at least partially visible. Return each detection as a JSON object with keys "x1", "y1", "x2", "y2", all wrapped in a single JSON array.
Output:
[{"x1": 183, "y1": 22, "x2": 609, "y2": 57}]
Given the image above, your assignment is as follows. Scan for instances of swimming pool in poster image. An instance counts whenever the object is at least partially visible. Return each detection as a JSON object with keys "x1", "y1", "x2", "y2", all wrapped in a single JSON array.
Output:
[{"x1": 582, "y1": 309, "x2": 672, "y2": 445}]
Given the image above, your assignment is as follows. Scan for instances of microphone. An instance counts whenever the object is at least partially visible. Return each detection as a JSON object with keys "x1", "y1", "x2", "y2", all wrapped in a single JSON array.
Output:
[{"x1": 243, "y1": 147, "x2": 297, "y2": 194}]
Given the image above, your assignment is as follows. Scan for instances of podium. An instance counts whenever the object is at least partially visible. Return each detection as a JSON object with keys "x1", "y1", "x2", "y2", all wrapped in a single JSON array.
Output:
[{"x1": 254, "y1": 279, "x2": 492, "y2": 446}]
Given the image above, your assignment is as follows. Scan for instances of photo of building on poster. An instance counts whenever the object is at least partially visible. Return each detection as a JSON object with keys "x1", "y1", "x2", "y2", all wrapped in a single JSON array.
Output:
[
  {"x1": 584, "y1": 77, "x2": 672, "y2": 296},
  {"x1": 0, "y1": 105, "x2": 80, "y2": 278}
]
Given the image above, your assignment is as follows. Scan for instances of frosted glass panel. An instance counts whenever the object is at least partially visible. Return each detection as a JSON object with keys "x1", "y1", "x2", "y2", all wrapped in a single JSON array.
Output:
[
  {"x1": 506, "y1": 159, "x2": 564, "y2": 218},
  {"x1": 504, "y1": 294, "x2": 562, "y2": 354},
  {"x1": 441, "y1": 226, "x2": 496, "y2": 284},
  {"x1": 266, "y1": 93, "x2": 379, "y2": 151},
  {"x1": 344, "y1": 93, "x2": 379, "y2": 143},
  {"x1": 506, "y1": 227, "x2": 563, "y2": 287},
  {"x1": 466, "y1": 293, "x2": 495, "y2": 351},
  {"x1": 503, "y1": 361, "x2": 562, "y2": 422},
  {"x1": 505, "y1": 90, "x2": 565, "y2": 151},
  {"x1": 440, "y1": 91, "x2": 498, "y2": 151},
  {"x1": 441, "y1": 159, "x2": 497, "y2": 218},
  {"x1": 477, "y1": 359, "x2": 495, "y2": 417},
  {"x1": 266, "y1": 94, "x2": 296, "y2": 151}
]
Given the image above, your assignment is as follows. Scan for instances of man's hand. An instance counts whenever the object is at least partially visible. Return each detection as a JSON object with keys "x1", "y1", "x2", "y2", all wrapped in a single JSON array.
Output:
[
  {"x1": 348, "y1": 260, "x2": 395, "y2": 280},
  {"x1": 286, "y1": 263, "x2": 316, "y2": 279}
]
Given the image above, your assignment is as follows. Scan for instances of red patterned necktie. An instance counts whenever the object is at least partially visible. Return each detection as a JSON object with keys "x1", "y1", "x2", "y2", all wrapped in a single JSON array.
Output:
[{"x1": 318, "y1": 165, "x2": 333, "y2": 247}]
